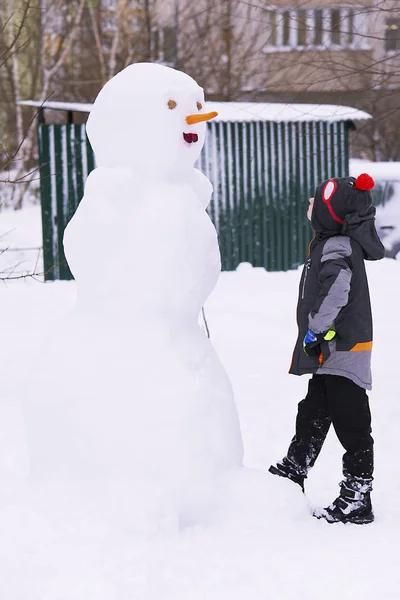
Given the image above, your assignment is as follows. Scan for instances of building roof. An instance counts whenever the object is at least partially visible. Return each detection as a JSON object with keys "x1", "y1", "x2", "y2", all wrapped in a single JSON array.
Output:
[{"x1": 18, "y1": 100, "x2": 371, "y2": 123}]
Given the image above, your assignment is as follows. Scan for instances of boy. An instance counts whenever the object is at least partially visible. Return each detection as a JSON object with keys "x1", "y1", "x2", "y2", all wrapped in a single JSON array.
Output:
[{"x1": 269, "y1": 173, "x2": 385, "y2": 524}]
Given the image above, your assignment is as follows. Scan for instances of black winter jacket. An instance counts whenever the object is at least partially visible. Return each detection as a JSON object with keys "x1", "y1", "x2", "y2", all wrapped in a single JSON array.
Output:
[{"x1": 289, "y1": 176, "x2": 385, "y2": 390}]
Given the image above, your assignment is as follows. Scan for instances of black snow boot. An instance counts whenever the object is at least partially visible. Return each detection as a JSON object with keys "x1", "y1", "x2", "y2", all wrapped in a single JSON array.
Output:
[
  {"x1": 313, "y1": 481, "x2": 374, "y2": 524},
  {"x1": 268, "y1": 457, "x2": 305, "y2": 492}
]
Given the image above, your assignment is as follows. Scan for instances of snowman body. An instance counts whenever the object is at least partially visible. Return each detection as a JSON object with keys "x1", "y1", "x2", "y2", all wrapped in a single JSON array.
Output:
[{"x1": 23, "y1": 64, "x2": 243, "y2": 522}]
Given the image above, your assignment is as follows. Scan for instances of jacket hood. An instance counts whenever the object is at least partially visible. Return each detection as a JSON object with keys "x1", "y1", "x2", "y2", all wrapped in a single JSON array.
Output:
[
  {"x1": 341, "y1": 204, "x2": 385, "y2": 261},
  {"x1": 311, "y1": 176, "x2": 385, "y2": 261}
]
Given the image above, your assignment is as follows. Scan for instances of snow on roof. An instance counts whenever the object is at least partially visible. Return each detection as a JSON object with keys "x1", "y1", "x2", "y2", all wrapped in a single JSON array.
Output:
[
  {"x1": 18, "y1": 100, "x2": 93, "y2": 113},
  {"x1": 207, "y1": 102, "x2": 371, "y2": 123},
  {"x1": 350, "y1": 159, "x2": 400, "y2": 181},
  {"x1": 18, "y1": 100, "x2": 371, "y2": 123}
]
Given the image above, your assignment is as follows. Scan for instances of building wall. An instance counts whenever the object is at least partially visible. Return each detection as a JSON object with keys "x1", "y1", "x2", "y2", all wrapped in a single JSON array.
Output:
[
  {"x1": 240, "y1": 0, "x2": 398, "y2": 96},
  {"x1": 369, "y1": 0, "x2": 400, "y2": 88},
  {"x1": 94, "y1": 1, "x2": 398, "y2": 97}
]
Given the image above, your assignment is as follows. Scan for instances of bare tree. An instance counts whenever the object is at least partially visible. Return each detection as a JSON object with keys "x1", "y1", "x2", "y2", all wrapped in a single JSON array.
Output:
[
  {"x1": 3, "y1": 0, "x2": 400, "y2": 209},
  {"x1": 175, "y1": 0, "x2": 266, "y2": 101},
  {"x1": 1, "y1": 0, "x2": 86, "y2": 207},
  {"x1": 84, "y1": 0, "x2": 156, "y2": 87},
  {"x1": 0, "y1": 1, "x2": 34, "y2": 177}
]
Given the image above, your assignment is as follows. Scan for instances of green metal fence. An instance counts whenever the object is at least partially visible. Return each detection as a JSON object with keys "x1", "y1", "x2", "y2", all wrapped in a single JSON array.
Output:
[
  {"x1": 38, "y1": 119, "x2": 349, "y2": 280},
  {"x1": 38, "y1": 123, "x2": 94, "y2": 280}
]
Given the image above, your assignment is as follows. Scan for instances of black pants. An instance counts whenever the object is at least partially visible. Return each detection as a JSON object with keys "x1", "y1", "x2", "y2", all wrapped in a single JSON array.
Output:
[{"x1": 287, "y1": 374, "x2": 373, "y2": 484}]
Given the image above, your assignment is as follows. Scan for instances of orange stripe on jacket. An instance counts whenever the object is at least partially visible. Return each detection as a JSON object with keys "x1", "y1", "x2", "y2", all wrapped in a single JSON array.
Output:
[{"x1": 350, "y1": 342, "x2": 373, "y2": 352}]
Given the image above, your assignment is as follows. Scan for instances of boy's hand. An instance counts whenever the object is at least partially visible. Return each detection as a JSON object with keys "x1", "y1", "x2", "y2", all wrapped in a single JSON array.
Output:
[{"x1": 303, "y1": 329, "x2": 336, "y2": 357}]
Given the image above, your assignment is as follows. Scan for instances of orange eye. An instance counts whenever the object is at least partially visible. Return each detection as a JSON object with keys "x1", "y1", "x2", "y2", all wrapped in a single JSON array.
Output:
[
  {"x1": 196, "y1": 102, "x2": 203, "y2": 111},
  {"x1": 168, "y1": 100, "x2": 177, "y2": 109}
]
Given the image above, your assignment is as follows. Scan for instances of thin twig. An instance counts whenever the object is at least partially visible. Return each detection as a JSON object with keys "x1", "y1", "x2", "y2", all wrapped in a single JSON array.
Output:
[{"x1": 202, "y1": 307, "x2": 210, "y2": 339}]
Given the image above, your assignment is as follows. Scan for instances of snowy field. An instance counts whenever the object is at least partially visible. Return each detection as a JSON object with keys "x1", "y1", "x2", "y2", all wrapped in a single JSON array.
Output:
[{"x1": 1, "y1": 206, "x2": 400, "y2": 599}]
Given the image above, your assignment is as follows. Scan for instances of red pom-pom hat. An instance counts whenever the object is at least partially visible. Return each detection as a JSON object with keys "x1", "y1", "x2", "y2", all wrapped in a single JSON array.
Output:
[{"x1": 354, "y1": 173, "x2": 375, "y2": 191}]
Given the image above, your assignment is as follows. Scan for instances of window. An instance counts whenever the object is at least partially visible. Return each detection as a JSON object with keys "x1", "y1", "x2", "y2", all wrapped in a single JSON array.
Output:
[
  {"x1": 297, "y1": 9, "x2": 307, "y2": 47},
  {"x1": 151, "y1": 28, "x2": 161, "y2": 60},
  {"x1": 151, "y1": 26, "x2": 177, "y2": 65},
  {"x1": 348, "y1": 9, "x2": 354, "y2": 45},
  {"x1": 282, "y1": 11, "x2": 290, "y2": 46},
  {"x1": 331, "y1": 8, "x2": 341, "y2": 45},
  {"x1": 265, "y1": 6, "x2": 365, "y2": 52},
  {"x1": 269, "y1": 10, "x2": 277, "y2": 46},
  {"x1": 385, "y1": 19, "x2": 400, "y2": 53},
  {"x1": 162, "y1": 25, "x2": 177, "y2": 65},
  {"x1": 314, "y1": 9, "x2": 323, "y2": 46}
]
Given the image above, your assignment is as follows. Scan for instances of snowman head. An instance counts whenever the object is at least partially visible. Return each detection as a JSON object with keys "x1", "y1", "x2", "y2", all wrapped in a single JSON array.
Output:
[{"x1": 86, "y1": 63, "x2": 217, "y2": 178}]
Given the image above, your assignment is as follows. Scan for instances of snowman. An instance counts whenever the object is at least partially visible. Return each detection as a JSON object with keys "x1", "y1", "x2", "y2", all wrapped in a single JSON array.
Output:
[{"x1": 23, "y1": 63, "x2": 243, "y2": 526}]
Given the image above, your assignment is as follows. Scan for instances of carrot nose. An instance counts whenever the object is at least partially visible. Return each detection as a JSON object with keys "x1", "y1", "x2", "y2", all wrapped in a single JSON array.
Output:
[{"x1": 186, "y1": 111, "x2": 218, "y2": 125}]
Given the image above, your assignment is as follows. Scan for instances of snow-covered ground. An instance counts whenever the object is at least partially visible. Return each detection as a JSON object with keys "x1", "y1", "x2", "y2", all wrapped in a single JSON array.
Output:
[
  {"x1": 0, "y1": 205, "x2": 43, "y2": 278},
  {"x1": 0, "y1": 171, "x2": 40, "y2": 211},
  {"x1": 0, "y1": 207, "x2": 400, "y2": 599}
]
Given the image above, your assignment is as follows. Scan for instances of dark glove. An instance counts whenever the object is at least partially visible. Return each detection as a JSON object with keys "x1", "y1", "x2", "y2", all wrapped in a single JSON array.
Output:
[{"x1": 303, "y1": 329, "x2": 336, "y2": 358}]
